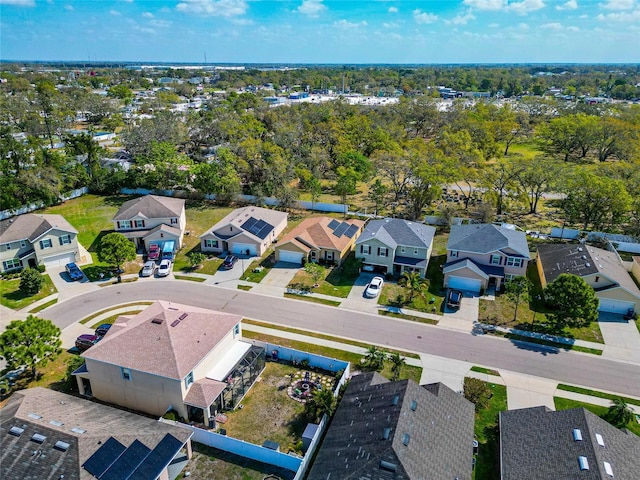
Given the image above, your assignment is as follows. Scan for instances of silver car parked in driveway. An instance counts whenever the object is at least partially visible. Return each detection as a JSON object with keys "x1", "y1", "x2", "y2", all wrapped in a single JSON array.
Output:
[
  {"x1": 141, "y1": 261, "x2": 156, "y2": 277},
  {"x1": 365, "y1": 276, "x2": 384, "y2": 298},
  {"x1": 157, "y1": 259, "x2": 172, "y2": 277}
]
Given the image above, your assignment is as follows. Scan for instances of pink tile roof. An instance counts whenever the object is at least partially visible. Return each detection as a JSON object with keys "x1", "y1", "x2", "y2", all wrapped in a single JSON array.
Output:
[
  {"x1": 82, "y1": 301, "x2": 241, "y2": 380},
  {"x1": 278, "y1": 217, "x2": 364, "y2": 252},
  {"x1": 184, "y1": 378, "x2": 227, "y2": 408}
]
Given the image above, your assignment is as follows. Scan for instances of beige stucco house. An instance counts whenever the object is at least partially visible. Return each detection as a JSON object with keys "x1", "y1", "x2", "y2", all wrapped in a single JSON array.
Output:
[
  {"x1": 537, "y1": 244, "x2": 640, "y2": 315},
  {"x1": 112, "y1": 195, "x2": 186, "y2": 254},
  {"x1": 274, "y1": 216, "x2": 365, "y2": 266},
  {"x1": 0, "y1": 213, "x2": 80, "y2": 272},
  {"x1": 632, "y1": 256, "x2": 640, "y2": 284},
  {"x1": 199, "y1": 206, "x2": 288, "y2": 256},
  {"x1": 74, "y1": 301, "x2": 265, "y2": 428},
  {"x1": 354, "y1": 218, "x2": 436, "y2": 278},
  {"x1": 443, "y1": 224, "x2": 531, "y2": 293}
]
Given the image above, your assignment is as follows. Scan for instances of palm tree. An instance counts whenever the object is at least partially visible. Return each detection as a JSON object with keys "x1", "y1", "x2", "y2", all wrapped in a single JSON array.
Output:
[
  {"x1": 400, "y1": 271, "x2": 429, "y2": 304},
  {"x1": 605, "y1": 398, "x2": 634, "y2": 428},
  {"x1": 305, "y1": 388, "x2": 337, "y2": 422},
  {"x1": 388, "y1": 352, "x2": 406, "y2": 381},
  {"x1": 362, "y1": 345, "x2": 385, "y2": 371}
]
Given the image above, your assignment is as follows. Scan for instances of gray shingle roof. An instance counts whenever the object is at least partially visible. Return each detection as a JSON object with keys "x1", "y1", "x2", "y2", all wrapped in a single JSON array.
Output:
[
  {"x1": 307, "y1": 372, "x2": 475, "y2": 480},
  {"x1": 500, "y1": 406, "x2": 640, "y2": 480},
  {"x1": 113, "y1": 195, "x2": 184, "y2": 221},
  {"x1": 0, "y1": 387, "x2": 192, "y2": 480},
  {"x1": 0, "y1": 214, "x2": 77, "y2": 244},
  {"x1": 356, "y1": 218, "x2": 436, "y2": 250},
  {"x1": 447, "y1": 224, "x2": 530, "y2": 258}
]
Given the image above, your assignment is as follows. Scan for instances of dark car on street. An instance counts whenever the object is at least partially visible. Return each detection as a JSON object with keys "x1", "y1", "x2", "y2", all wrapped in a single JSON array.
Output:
[
  {"x1": 447, "y1": 289, "x2": 463, "y2": 309},
  {"x1": 65, "y1": 262, "x2": 83, "y2": 281},
  {"x1": 95, "y1": 324, "x2": 111, "y2": 337},
  {"x1": 221, "y1": 254, "x2": 238, "y2": 270},
  {"x1": 75, "y1": 334, "x2": 99, "y2": 352}
]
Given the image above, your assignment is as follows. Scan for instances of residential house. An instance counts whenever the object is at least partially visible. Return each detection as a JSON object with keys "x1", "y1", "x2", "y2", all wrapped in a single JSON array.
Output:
[
  {"x1": 74, "y1": 301, "x2": 265, "y2": 428},
  {"x1": 307, "y1": 372, "x2": 475, "y2": 480},
  {"x1": 537, "y1": 244, "x2": 640, "y2": 315},
  {"x1": 500, "y1": 406, "x2": 640, "y2": 480},
  {"x1": 443, "y1": 224, "x2": 531, "y2": 293},
  {"x1": 112, "y1": 195, "x2": 186, "y2": 254},
  {"x1": 1, "y1": 387, "x2": 193, "y2": 480},
  {"x1": 199, "y1": 206, "x2": 287, "y2": 256},
  {"x1": 274, "y1": 217, "x2": 365, "y2": 266},
  {"x1": 355, "y1": 218, "x2": 436, "y2": 278},
  {"x1": 0, "y1": 213, "x2": 79, "y2": 272}
]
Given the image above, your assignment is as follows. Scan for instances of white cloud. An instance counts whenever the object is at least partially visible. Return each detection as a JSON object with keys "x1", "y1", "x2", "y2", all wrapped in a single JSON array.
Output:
[
  {"x1": 489, "y1": 22, "x2": 500, "y2": 27},
  {"x1": 333, "y1": 19, "x2": 367, "y2": 28},
  {"x1": 231, "y1": 17, "x2": 254, "y2": 25},
  {"x1": 142, "y1": 11, "x2": 154, "y2": 18},
  {"x1": 120, "y1": 0, "x2": 134, "y2": 3},
  {"x1": 149, "y1": 19, "x2": 171, "y2": 28},
  {"x1": 388, "y1": 6, "x2": 398, "y2": 13},
  {"x1": 110, "y1": 9, "x2": 122, "y2": 16},
  {"x1": 541, "y1": 22, "x2": 563, "y2": 29},
  {"x1": 463, "y1": 0, "x2": 505, "y2": 11},
  {"x1": 0, "y1": 0, "x2": 35, "y2": 6},
  {"x1": 556, "y1": 0, "x2": 577, "y2": 9},
  {"x1": 413, "y1": 9, "x2": 438, "y2": 24},
  {"x1": 296, "y1": 0, "x2": 326, "y2": 17},
  {"x1": 597, "y1": 8, "x2": 640, "y2": 20},
  {"x1": 383, "y1": 22, "x2": 399, "y2": 28},
  {"x1": 464, "y1": 0, "x2": 545, "y2": 14},
  {"x1": 446, "y1": 11, "x2": 476, "y2": 24},
  {"x1": 176, "y1": 0, "x2": 248, "y2": 17},
  {"x1": 506, "y1": 0, "x2": 545, "y2": 14},
  {"x1": 64, "y1": 4, "x2": 74, "y2": 10},
  {"x1": 567, "y1": 25, "x2": 580, "y2": 30},
  {"x1": 518, "y1": 22, "x2": 530, "y2": 29},
  {"x1": 600, "y1": 0, "x2": 634, "y2": 9}
]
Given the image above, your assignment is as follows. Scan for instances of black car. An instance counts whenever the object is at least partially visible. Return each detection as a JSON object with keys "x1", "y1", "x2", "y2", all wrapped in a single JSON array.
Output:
[
  {"x1": 95, "y1": 323, "x2": 111, "y2": 337},
  {"x1": 447, "y1": 289, "x2": 463, "y2": 309},
  {"x1": 221, "y1": 254, "x2": 238, "y2": 269}
]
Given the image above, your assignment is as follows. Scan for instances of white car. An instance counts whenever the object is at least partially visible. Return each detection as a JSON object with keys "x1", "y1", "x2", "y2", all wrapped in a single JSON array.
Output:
[
  {"x1": 141, "y1": 261, "x2": 156, "y2": 277},
  {"x1": 157, "y1": 259, "x2": 172, "y2": 277},
  {"x1": 365, "y1": 276, "x2": 384, "y2": 298}
]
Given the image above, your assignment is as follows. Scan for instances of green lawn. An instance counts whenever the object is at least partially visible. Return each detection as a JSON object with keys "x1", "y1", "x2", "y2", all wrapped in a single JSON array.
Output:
[
  {"x1": 479, "y1": 262, "x2": 604, "y2": 344},
  {"x1": 472, "y1": 382, "x2": 507, "y2": 480},
  {"x1": 554, "y1": 397, "x2": 640, "y2": 437},
  {"x1": 242, "y1": 252, "x2": 277, "y2": 283},
  {"x1": 283, "y1": 293, "x2": 341, "y2": 307},
  {"x1": 470, "y1": 366, "x2": 500, "y2": 376},
  {"x1": 0, "y1": 275, "x2": 57, "y2": 310},
  {"x1": 556, "y1": 384, "x2": 640, "y2": 407},
  {"x1": 287, "y1": 253, "x2": 361, "y2": 298}
]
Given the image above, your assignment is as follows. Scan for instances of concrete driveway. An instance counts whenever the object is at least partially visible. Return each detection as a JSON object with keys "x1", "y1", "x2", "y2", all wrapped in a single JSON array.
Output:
[
  {"x1": 339, "y1": 272, "x2": 380, "y2": 314},
  {"x1": 439, "y1": 290, "x2": 479, "y2": 331},
  {"x1": 47, "y1": 265, "x2": 98, "y2": 301},
  {"x1": 599, "y1": 313, "x2": 640, "y2": 364},
  {"x1": 249, "y1": 262, "x2": 300, "y2": 295},
  {"x1": 208, "y1": 255, "x2": 259, "y2": 288}
]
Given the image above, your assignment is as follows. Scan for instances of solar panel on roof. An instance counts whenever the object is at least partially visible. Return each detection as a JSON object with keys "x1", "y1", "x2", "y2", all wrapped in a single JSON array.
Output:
[
  {"x1": 242, "y1": 217, "x2": 258, "y2": 232},
  {"x1": 82, "y1": 437, "x2": 127, "y2": 478},
  {"x1": 328, "y1": 219, "x2": 340, "y2": 230},
  {"x1": 100, "y1": 439, "x2": 151, "y2": 480},
  {"x1": 129, "y1": 434, "x2": 183, "y2": 480},
  {"x1": 333, "y1": 222, "x2": 349, "y2": 237},
  {"x1": 344, "y1": 224, "x2": 359, "y2": 238}
]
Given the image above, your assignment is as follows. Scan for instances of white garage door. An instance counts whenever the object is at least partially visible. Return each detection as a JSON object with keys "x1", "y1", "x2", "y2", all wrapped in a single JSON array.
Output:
[
  {"x1": 278, "y1": 250, "x2": 303, "y2": 265},
  {"x1": 41, "y1": 252, "x2": 76, "y2": 267},
  {"x1": 232, "y1": 243, "x2": 257, "y2": 256},
  {"x1": 598, "y1": 297, "x2": 635, "y2": 314},
  {"x1": 448, "y1": 276, "x2": 482, "y2": 293}
]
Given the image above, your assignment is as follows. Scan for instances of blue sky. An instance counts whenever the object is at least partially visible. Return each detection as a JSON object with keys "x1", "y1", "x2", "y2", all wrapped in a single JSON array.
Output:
[{"x1": 1, "y1": 0, "x2": 639, "y2": 63}]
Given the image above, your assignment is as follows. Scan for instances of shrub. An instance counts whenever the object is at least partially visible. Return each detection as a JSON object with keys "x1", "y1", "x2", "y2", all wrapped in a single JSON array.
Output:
[{"x1": 20, "y1": 268, "x2": 44, "y2": 295}]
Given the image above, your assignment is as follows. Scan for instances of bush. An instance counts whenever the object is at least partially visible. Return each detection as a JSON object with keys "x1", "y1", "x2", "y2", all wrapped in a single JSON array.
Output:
[
  {"x1": 37, "y1": 264, "x2": 46, "y2": 273},
  {"x1": 20, "y1": 268, "x2": 44, "y2": 295},
  {"x1": 464, "y1": 377, "x2": 492, "y2": 412}
]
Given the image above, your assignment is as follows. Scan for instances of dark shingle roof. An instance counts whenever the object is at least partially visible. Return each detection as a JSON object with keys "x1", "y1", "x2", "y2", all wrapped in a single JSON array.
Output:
[
  {"x1": 0, "y1": 387, "x2": 192, "y2": 480},
  {"x1": 447, "y1": 224, "x2": 530, "y2": 258},
  {"x1": 500, "y1": 406, "x2": 640, "y2": 480},
  {"x1": 0, "y1": 214, "x2": 77, "y2": 244},
  {"x1": 113, "y1": 195, "x2": 184, "y2": 221},
  {"x1": 356, "y1": 218, "x2": 436, "y2": 250},
  {"x1": 307, "y1": 372, "x2": 475, "y2": 480}
]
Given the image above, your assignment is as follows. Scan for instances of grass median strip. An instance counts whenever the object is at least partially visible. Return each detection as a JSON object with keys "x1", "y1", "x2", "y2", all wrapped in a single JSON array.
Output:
[
  {"x1": 557, "y1": 384, "x2": 640, "y2": 406},
  {"x1": 242, "y1": 318, "x2": 420, "y2": 359},
  {"x1": 237, "y1": 285, "x2": 252, "y2": 291},
  {"x1": 554, "y1": 397, "x2": 640, "y2": 436},
  {"x1": 486, "y1": 330, "x2": 603, "y2": 355},
  {"x1": 174, "y1": 275, "x2": 206, "y2": 282},
  {"x1": 28, "y1": 298, "x2": 58, "y2": 313},
  {"x1": 378, "y1": 310, "x2": 439, "y2": 325},
  {"x1": 470, "y1": 366, "x2": 500, "y2": 376},
  {"x1": 79, "y1": 302, "x2": 153, "y2": 324},
  {"x1": 283, "y1": 292, "x2": 341, "y2": 307}
]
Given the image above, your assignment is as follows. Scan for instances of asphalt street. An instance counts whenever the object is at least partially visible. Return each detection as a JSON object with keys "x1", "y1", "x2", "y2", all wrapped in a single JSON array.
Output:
[{"x1": 42, "y1": 280, "x2": 640, "y2": 397}]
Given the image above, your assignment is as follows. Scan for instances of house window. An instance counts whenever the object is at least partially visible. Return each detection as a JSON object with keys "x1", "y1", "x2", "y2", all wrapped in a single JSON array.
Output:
[
  {"x1": 118, "y1": 220, "x2": 132, "y2": 229},
  {"x1": 3, "y1": 243, "x2": 11, "y2": 251},
  {"x1": 450, "y1": 250, "x2": 458, "y2": 258},
  {"x1": 505, "y1": 274, "x2": 516, "y2": 281},
  {"x1": 20, "y1": 240, "x2": 26, "y2": 248},
  {"x1": 490, "y1": 254, "x2": 501, "y2": 265},
  {"x1": 325, "y1": 251, "x2": 334, "y2": 261},
  {"x1": 171, "y1": 218, "x2": 178, "y2": 225},
  {"x1": 40, "y1": 239, "x2": 53, "y2": 249},
  {"x1": 378, "y1": 248, "x2": 388, "y2": 257},
  {"x1": 205, "y1": 239, "x2": 218, "y2": 249},
  {"x1": 59, "y1": 235, "x2": 71, "y2": 246},
  {"x1": 414, "y1": 248, "x2": 418, "y2": 255},
  {"x1": 233, "y1": 324, "x2": 240, "y2": 337},
  {"x1": 185, "y1": 371, "x2": 194, "y2": 389},
  {"x1": 401, "y1": 247, "x2": 405, "y2": 254},
  {"x1": 360, "y1": 245, "x2": 371, "y2": 255},
  {"x1": 3, "y1": 259, "x2": 21, "y2": 271},
  {"x1": 120, "y1": 367, "x2": 132, "y2": 381},
  {"x1": 134, "y1": 220, "x2": 145, "y2": 228},
  {"x1": 595, "y1": 276, "x2": 599, "y2": 283},
  {"x1": 506, "y1": 257, "x2": 523, "y2": 268}
]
